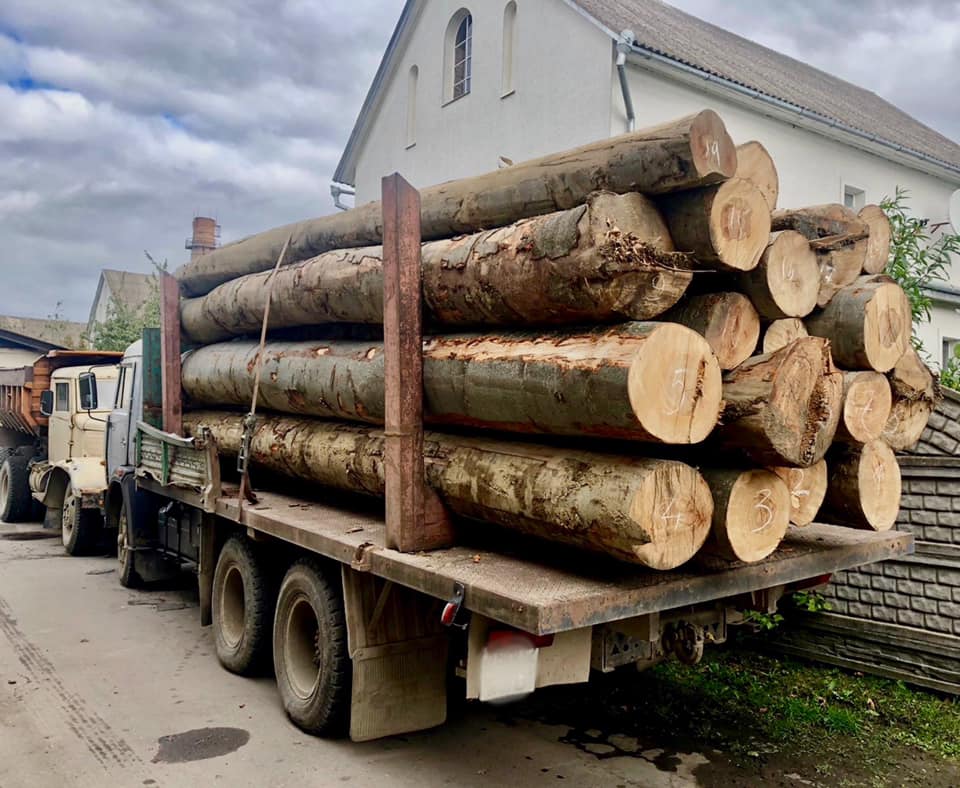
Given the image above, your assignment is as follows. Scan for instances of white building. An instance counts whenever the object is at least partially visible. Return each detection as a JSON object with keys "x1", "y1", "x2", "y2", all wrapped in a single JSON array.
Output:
[{"x1": 333, "y1": 0, "x2": 960, "y2": 364}]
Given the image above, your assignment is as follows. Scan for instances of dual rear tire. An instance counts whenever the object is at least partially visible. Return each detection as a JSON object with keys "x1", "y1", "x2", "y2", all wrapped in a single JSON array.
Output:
[{"x1": 210, "y1": 540, "x2": 350, "y2": 736}]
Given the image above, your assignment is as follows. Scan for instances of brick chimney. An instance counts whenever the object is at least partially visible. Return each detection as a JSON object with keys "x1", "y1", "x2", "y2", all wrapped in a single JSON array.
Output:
[{"x1": 185, "y1": 216, "x2": 220, "y2": 261}]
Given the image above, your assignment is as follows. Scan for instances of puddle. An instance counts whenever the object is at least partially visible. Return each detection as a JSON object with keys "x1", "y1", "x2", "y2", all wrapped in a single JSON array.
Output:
[{"x1": 152, "y1": 727, "x2": 250, "y2": 763}]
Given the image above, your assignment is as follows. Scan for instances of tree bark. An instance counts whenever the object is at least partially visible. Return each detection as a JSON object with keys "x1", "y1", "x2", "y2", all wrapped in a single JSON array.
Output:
[
  {"x1": 699, "y1": 468, "x2": 790, "y2": 563},
  {"x1": 180, "y1": 192, "x2": 694, "y2": 343},
  {"x1": 820, "y1": 441, "x2": 901, "y2": 531},
  {"x1": 735, "y1": 141, "x2": 779, "y2": 210},
  {"x1": 805, "y1": 275, "x2": 911, "y2": 372},
  {"x1": 882, "y1": 347, "x2": 941, "y2": 450},
  {"x1": 737, "y1": 230, "x2": 818, "y2": 319},
  {"x1": 859, "y1": 204, "x2": 892, "y2": 275},
  {"x1": 715, "y1": 337, "x2": 843, "y2": 467},
  {"x1": 835, "y1": 371, "x2": 893, "y2": 444},
  {"x1": 175, "y1": 111, "x2": 737, "y2": 297},
  {"x1": 769, "y1": 460, "x2": 828, "y2": 527},
  {"x1": 771, "y1": 204, "x2": 869, "y2": 240},
  {"x1": 661, "y1": 292, "x2": 760, "y2": 370},
  {"x1": 181, "y1": 324, "x2": 723, "y2": 444},
  {"x1": 762, "y1": 318, "x2": 808, "y2": 354},
  {"x1": 183, "y1": 412, "x2": 714, "y2": 570},
  {"x1": 656, "y1": 178, "x2": 771, "y2": 272}
]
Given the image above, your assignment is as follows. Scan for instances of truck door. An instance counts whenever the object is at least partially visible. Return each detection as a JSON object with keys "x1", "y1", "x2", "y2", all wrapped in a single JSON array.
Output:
[
  {"x1": 47, "y1": 379, "x2": 73, "y2": 463},
  {"x1": 106, "y1": 363, "x2": 135, "y2": 477}
]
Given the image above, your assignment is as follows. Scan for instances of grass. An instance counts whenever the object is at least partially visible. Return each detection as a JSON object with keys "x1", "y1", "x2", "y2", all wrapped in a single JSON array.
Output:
[{"x1": 644, "y1": 642, "x2": 960, "y2": 762}]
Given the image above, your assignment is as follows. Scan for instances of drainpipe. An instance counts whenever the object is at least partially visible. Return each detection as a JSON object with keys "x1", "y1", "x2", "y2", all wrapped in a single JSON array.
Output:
[
  {"x1": 330, "y1": 183, "x2": 355, "y2": 212},
  {"x1": 616, "y1": 30, "x2": 636, "y2": 132}
]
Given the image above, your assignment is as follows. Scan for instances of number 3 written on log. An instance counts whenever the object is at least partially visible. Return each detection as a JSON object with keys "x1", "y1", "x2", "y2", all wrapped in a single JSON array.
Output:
[
  {"x1": 753, "y1": 489, "x2": 775, "y2": 533},
  {"x1": 664, "y1": 367, "x2": 687, "y2": 416}
]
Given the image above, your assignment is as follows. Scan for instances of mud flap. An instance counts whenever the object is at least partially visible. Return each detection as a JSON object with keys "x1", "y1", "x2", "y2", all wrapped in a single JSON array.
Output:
[{"x1": 341, "y1": 567, "x2": 449, "y2": 742}]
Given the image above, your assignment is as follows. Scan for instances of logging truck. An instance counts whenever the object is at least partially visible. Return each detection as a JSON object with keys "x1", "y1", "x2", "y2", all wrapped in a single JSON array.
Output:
[
  {"x1": 94, "y1": 324, "x2": 912, "y2": 742},
  {"x1": 0, "y1": 351, "x2": 122, "y2": 553}
]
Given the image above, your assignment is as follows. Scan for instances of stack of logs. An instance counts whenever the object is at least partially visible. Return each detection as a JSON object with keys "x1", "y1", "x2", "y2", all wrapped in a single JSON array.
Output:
[{"x1": 173, "y1": 110, "x2": 938, "y2": 572}]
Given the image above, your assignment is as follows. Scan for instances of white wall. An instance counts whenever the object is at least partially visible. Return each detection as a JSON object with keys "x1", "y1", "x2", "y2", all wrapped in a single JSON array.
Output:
[{"x1": 352, "y1": 0, "x2": 614, "y2": 202}]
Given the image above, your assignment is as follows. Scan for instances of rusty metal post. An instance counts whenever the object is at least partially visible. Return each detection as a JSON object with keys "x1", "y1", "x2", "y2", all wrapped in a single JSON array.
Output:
[
  {"x1": 159, "y1": 272, "x2": 183, "y2": 435},
  {"x1": 382, "y1": 173, "x2": 454, "y2": 552}
]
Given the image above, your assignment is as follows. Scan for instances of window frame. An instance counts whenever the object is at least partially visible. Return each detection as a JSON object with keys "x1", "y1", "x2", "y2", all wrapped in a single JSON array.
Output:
[
  {"x1": 54, "y1": 381, "x2": 70, "y2": 413},
  {"x1": 443, "y1": 9, "x2": 473, "y2": 105}
]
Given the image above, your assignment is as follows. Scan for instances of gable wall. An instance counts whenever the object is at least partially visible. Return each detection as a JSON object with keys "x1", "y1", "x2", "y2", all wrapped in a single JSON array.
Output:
[{"x1": 352, "y1": 0, "x2": 614, "y2": 202}]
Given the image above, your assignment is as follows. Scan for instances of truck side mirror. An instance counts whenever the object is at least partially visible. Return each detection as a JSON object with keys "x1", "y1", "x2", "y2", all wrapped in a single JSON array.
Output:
[
  {"x1": 40, "y1": 389, "x2": 53, "y2": 416},
  {"x1": 78, "y1": 372, "x2": 98, "y2": 411}
]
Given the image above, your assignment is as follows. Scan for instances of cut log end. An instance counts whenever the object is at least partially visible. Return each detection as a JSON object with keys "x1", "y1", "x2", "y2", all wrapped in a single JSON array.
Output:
[
  {"x1": 863, "y1": 280, "x2": 912, "y2": 372},
  {"x1": 709, "y1": 178, "x2": 772, "y2": 271},
  {"x1": 702, "y1": 469, "x2": 790, "y2": 563},
  {"x1": 837, "y1": 371, "x2": 893, "y2": 444},
  {"x1": 816, "y1": 239, "x2": 868, "y2": 307},
  {"x1": 627, "y1": 323, "x2": 723, "y2": 444},
  {"x1": 629, "y1": 463, "x2": 714, "y2": 570},
  {"x1": 663, "y1": 292, "x2": 760, "y2": 371},
  {"x1": 859, "y1": 204, "x2": 892, "y2": 275},
  {"x1": 822, "y1": 441, "x2": 901, "y2": 532},
  {"x1": 882, "y1": 348, "x2": 939, "y2": 450},
  {"x1": 735, "y1": 141, "x2": 779, "y2": 210},
  {"x1": 690, "y1": 110, "x2": 739, "y2": 180},
  {"x1": 762, "y1": 318, "x2": 808, "y2": 354},
  {"x1": 770, "y1": 460, "x2": 828, "y2": 527},
  {"x1": 741, "y1": 230, "x2": 819, "y2": 319}
]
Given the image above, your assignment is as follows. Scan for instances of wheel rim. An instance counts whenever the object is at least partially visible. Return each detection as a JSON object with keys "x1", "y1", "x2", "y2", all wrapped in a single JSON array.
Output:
[
  {"x1": 0, "y1": 469, "x2": 8, "y2": 509},
  {"x1": 61, "y1": 495, "x2": 76, "y2": 542},
  {"x1": 118, "y1": 509, "x2": 131, "y2": 571},
  {"x1": 219, "y1": 565, "x2": 246, "y2": 649},
  {"x1": 284, "y1": 593, "x2": 321, "y2": 700}
]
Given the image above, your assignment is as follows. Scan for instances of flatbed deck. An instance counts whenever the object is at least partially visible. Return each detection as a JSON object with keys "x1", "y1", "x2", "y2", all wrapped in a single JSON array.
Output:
[{"x1": 141, "y1": 478, "x2": 914, "y2": 635}]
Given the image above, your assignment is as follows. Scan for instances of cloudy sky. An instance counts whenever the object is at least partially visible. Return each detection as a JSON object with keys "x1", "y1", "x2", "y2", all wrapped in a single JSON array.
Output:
[{"x1": 1, "y1": 0, "x2": 958, "y2": 323}]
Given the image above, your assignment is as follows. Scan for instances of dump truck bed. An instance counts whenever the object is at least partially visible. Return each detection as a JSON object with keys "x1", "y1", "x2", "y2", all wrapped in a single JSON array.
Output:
[{"x1": 138, "y1": 476, "x2": 913, "y2": 636}]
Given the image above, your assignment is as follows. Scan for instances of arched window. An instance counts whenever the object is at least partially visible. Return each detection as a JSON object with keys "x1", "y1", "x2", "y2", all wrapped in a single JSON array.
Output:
[
  {"x1": 501, "y1": 2, "x2": 517, "y2": 96},
  {"x1": 444, "y1": 10, "x2": 472, "y2": 102},
  {"x1": 406, "y1": 65, "x2": 418, "y2": 147}
]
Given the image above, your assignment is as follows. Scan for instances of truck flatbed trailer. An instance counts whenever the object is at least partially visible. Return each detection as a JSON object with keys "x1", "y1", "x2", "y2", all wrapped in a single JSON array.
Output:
[{"x1": 139, "y1": 475, "x2": 912, "y2": 637}]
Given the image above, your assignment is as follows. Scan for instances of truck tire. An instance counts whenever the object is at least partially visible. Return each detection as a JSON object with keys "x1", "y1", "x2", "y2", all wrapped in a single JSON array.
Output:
[
  {"x1": 273, "y1": 558, "x2": 350, "y2": 736},
  {"x1": 213, "y1": 536, "x2": 274, "y2": 676},
  {"x1": 61, "y1": 485, "x2": 101, "y2": 556},
  {"x1": 117, "y1": 500, "x2": 140, "y2": 588},
  {"x1": 0, "y1": 454, "x2": 33, "y2": 523}
]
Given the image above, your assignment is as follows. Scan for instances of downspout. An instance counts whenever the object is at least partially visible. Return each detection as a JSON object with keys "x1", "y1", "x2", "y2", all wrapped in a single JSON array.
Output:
[
  {"x1": 330, "y1": 183, "x2": 355, "y2": 212},
  {"x1": 616, "y1": 30, "x2": 636, "y2": 132}
]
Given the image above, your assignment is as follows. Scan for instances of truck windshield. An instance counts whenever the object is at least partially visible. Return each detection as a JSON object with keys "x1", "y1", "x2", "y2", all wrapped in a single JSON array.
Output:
[{"x1": 95, "y1": 378, "x2": 118, "y2": 412}]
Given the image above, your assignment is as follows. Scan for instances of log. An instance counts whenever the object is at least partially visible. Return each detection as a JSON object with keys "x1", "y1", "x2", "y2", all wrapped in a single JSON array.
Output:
[
  {"x1": 737, "y1": 230, "x2": 818, "y2": 319},
  {"x1": 657, "y1": 178, "x2": 771, "y2": 272},
  {"x1": 662, "y1": 292, "x2": 760, "y2": 370},
  {"x1": 180, "y1": 323, "x2": 723, "y2": 444},
  {"x1": 820, "y1": 441, "x2": 901, "y2": 531},
  {"x1": 882, "y1": 348, "x2": 940, "y2": 450},
  {"x1": 859, "y1": 204, "x2": 892, "y2": 275},
  {"x1": 700, "y1": 469, "x2": 790, "y2": 562},
  {"x1": 769, "y1": 460, "x2": 828, "y2": 527},
  {"x1": 771, "y1": 204, "x2": 869, "y2": 240},
  {"x1": 176, "y1": 111, "x2": 737, "y2": 296},
  {"x1": 715, "y1": 337, "x2": 843, "y2": 466},
  {"x1": 815, "y1": 239, "x2": 868, "y2": 307},
  {"x1": 805, "y1": 275, "x2": 911, "y2": 372},
  {"x1": 761, "y1": 318, "x2": 808, "y2": 354},
  {"x1": 180, "y1": 192, "x2": 694, "y2": 343},
  {"x1": 183, "y1": 412, "x2": 714, "y2": 569},
  {"x1": 835, "y1": 371, "x2": 893, "y2": 444},
  {"x1": 735, "y1": 141, "x2": 779, "y2": 210}
]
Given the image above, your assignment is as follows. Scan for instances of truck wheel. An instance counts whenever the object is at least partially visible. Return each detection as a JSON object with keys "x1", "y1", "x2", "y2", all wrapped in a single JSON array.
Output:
[
  {"x1": 61, "y1": 486, "x2": 101, "y2": 556},
  {"x1": 0, "y1": 454, "x2": 32, "y2": 523},
  {"x1": 117, "y1": 501, "x2": 140, "y2": 588},
  {"x1": 213, "y1": 536, "x2": 274, "y2": 676},
  {"x1": 273, "y1": 558, "x2": 350, "y2": 736}
]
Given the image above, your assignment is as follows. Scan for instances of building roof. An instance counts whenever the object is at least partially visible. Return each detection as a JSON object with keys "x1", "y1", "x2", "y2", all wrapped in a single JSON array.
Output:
[
  {"x1": 87, "y1": 269, "x2": 157, "y2": 332},
  {"x1": 574, "y1": 0, "x2": 960, "y2": 174},
  {"x1": 334, "y1": 0, "x2": 960, "y2": 187},
  {"x1": 0, "y1": 315, "x2": 86, "y2": 351}
]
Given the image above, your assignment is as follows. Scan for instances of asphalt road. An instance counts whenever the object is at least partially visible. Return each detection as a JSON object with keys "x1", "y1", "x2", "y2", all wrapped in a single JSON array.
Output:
[{"x1": 0, "y1": 520, "x2": 708, "y2": 788}]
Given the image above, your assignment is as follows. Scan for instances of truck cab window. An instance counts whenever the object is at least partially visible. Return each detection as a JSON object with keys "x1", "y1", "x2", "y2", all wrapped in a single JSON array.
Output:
[
  {"x1": 55, "y1": 382, "x2": 70, "y2": 412},
  {"x1": 114, "y1": 366, "x2": 128, "y2": 410}
]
